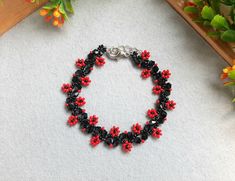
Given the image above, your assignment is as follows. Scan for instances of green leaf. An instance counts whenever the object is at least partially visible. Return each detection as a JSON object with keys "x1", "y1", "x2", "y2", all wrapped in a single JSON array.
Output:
[
  {"x1": 201, "y1": 6, "x2": 215, "y2": 20},
  {"x1": 211, "y1": 15, "x2": 230, "y2": 30},
  {"x1": 63, "y1": 0, "x2": 74, "y2": 13},
  {"x1": 228, "y1": 70, "x2": 235, "y2": 80},
  {"x1": 207, "y1": 31, "x2": 221, "y2": 37},
  {"x1": 221, "y1": 30, "x2": 235, "y2": 42},
  {"x1": 43, "y1": 2, "x2": 58, "y2": 10},
  {"x1": 193, "y1": 0, "x2": 204, "y2": 7},
  {"x1": 224, "y1": 82, "x2": 235, "y2": 86},
  {"x1": 59, "y1": 2, "x2": 69, "y2": 19},
  {"x1": 184, "y1": 6, "x2": 199, "y2": 14},
  {"x1": 232, "y1": 98, "x2": 235, "y2": 103}
]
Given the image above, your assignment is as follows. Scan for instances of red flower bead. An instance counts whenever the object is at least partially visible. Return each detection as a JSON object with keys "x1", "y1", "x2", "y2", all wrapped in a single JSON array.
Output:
[
  {"x1": 75, "y1": 97, "x2": 86, "y2": 107},
  {"x1": 152, "y1": 85, "x2": 163, "y2": 95},
  {"x1": 141, "y1": 69, "x2": 151, "y2": 79},
  {"x1": 90, "y1": 135, "x2": 101, "y2": 147},
  {"x1": 122, "y1": 141, "x2": 133, "y2": 153},
  {"x1": 81, "y1": 77, "x2": 91, "y2": 86},
  {"x1": 162, "y1": 70, "x2": 171, "y2": 79},
  {"x1": 132, "y1": 123, "x2": 142, "y2": 134},
  {"x1": 166, "y1": 100, "x2": 176, "y2": 110},
  {"x1": 89, "y1": 115, "x2": 99, "y2": 125},
  {"x1": 147, "y1": 109, "x2": 158, "y2": 119},
  {"x1": 61, "y1": 83, "x2": 72, "y2": 93},
  {"x1": 141, "y1": 50, "x2": 150, "y2": 60},
  {"x1": 109, "y1": 126, "x2": 120, "y2": 137},
  {"x1": 67, "y1": 115, "x2": 78, "y2": 126},
  {"x1": 95, "y1": 57, "x2": 106, "y2": 66},
  {"x1": 75, "y1": 59, "x2": 85, "y2": 68},
  {"x1": 152, "y1": 128, "x2": 162, "y2": 138}
]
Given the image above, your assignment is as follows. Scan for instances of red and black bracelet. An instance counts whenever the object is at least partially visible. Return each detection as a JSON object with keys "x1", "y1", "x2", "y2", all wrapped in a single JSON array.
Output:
[{"x1": 61, "y1": 45, "x2": 176, "y2": 153}]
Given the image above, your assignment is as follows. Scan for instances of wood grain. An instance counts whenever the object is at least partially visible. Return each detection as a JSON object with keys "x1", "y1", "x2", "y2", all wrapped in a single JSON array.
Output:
[
  {"x1": 167, "y1": 0, "x2": 235, "y2": 65},
  {"x1": 0, "y1": 0, "x2": 48, "y2": 36}
]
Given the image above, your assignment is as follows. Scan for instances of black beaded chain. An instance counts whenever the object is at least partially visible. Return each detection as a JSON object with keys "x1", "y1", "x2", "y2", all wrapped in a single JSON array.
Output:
[{"x1": 61, "y1": 45, "x2": 176, "y2": 153}]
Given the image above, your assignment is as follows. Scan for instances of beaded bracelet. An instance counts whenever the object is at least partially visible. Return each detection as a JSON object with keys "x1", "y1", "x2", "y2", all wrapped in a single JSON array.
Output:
[{"x1": 61, "y1": 45, "x2": 176, "y2": 153}]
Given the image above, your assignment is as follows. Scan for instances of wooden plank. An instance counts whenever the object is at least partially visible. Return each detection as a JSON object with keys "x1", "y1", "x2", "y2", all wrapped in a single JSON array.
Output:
[
  {"x1": 167, "y1": 0, "x2": 235, "y2": 65},
  {"x1": 0, "y1": 0, "x2": 48, "y2": 36}
]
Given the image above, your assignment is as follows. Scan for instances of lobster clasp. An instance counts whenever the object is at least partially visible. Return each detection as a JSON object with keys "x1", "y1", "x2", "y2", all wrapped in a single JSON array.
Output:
[
  {"x1": 106, "y1": 47, "x2": 121, "y2": 60},
  {"x1": 106, "y1": 46, "x2": 142, "y2": 60}
]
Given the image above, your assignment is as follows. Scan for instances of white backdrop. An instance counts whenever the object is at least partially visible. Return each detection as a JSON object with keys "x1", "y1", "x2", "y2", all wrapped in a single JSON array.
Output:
[{"x1": 0, "y1": 0, "x2": 235, "y2": 180}]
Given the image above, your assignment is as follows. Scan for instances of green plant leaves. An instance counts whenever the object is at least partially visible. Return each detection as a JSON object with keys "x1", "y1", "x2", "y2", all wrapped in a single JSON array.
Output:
[
  {"x1": 201, "y1": 6, "x2": 215, "y2": 20},
  {"x1": 228, "y1": 70, "x2": 235, "y2": 79},
  {"x1": 184, "y1": 6, "x2": 199, "y2": 14},
  {"x1": 63, "y1": 0, "x2": 74, "y2": 13},
  {"x1": 221, "y1": 30, "x2": 235, "y2": 42},
  {"x1": 211, "y1": 15, "x2": 230, "y2": 30}
]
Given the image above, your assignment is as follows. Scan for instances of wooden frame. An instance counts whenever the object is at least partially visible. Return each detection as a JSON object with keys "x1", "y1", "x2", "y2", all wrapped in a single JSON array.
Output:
[
  {"x1": 167, "y1": 0, "x2": 235, "y2": 65},
  {"x1": 0, "y1": 0, "x2": 47, "y2": 36}
]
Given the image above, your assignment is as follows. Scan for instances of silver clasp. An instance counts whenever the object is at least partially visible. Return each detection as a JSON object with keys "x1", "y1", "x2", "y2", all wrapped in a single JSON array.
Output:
[{"x1": 106, "y1": 45, "x2": 142, "y2": 60}]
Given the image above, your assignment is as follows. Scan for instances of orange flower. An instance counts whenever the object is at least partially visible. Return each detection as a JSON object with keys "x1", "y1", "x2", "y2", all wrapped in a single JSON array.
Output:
[
  {"x1": 39, "y1": 9, "x2": 49, "y2": 16},
  {"x1": 53, "y1": 10, "x2": 61, "y2": 18}
]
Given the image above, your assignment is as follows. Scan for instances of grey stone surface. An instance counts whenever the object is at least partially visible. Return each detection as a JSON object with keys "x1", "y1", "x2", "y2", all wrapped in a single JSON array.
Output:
[{"x1": 0, "y1": 0, "x2": 235, "y2": 180}]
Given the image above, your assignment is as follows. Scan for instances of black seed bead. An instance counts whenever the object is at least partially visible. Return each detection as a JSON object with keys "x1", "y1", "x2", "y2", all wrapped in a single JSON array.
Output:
[
  {"x1": 72, "y1": 76, "x2": 80, "y2": 83},
  {"x1": 92, "y1": 126, "x2": 101, "y2": 136},
  {"x1": 152, "y1": 72, "x2": 162, "y2": 80},
  {"x1": 164, "y1": 90, "x2": 171, "y2": 97},
  {"x1": 80, "y1": 113, "x2": 88, "y2": 120},
  {"x1": 98, "y1": 45, "x2": 106, "y2": 53},
  {"x1": 143, "y1": 124, "x2": 152, "y2": 134},
  {"x1": 80, "y1": 120, "x2": 89, "y2": 128},
  {"x1": 100, "y1": 129, "x2": 108, "y2": 140},
  {"x1": 163, "y1": 83, "x2": 172, "y2": 89},
  {"x1": 93, "y1": 49, "x2": 102, "y2": 57},
  {"x1": 86, "y1": 125, "x2": 95, "y2": 133},
  {"x1": 75, "y1": 69, "x2": 84, "y2": 77},
  {"x1": 88, "y1": 52, "x2": 95, "y2": 60},
  {"x1": 158, "y1": 108, "x2": 167, "y2": 119},
  {"x1": 118, "y1": 133, "x2": 127, "y2": 143},
  {"x1": 85, "y1": 58, "x2": 95, "y2": 66},
  {"x1": 158, "y1": 78, "x2": 167, "y2": 86},
  {"x1": 72, "y1": 82, "x2": 82, "y2": 90},
  {"x1": 147, "y1": 60, "x2": 155, "y2": 69},
  {"x1": 66, "y1": 96, "x2": 76, "y2": 104},
  {"x1": 141, "y1": 61, "x2": 149, "y2": 69},
  {"x1": 112, "y1": 137, "x2": 119, "y2": 147},
  {"x1": 151, "y1": 66, "x2": 159, "y2": 75},
  {"x1": 134, "y1": 136, "x2": 141, "y2": 144},
  {"x1": 141, "y1": 131, "x2": 149, "y2": 140},
  {"x1": 82, "y1": 65, "x2": 92, "y2": 76},
  {"x1": 72, "y1": 107, "x2": 82, "y2": 116},
  {"x1": 159, "y1": 93, "x2": 169, "y2": 102},
  {"x1": 105, "y1": 135, "x2": 113, "y2": 145},
  {"x1": 127, "y1": 132, "x2": 135, "y2": 143}
]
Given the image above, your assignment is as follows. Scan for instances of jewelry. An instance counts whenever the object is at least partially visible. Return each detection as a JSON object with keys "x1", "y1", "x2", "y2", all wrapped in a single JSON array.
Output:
[{"x1": 61, "y1": 45, "x2": 176, "y2": 153}]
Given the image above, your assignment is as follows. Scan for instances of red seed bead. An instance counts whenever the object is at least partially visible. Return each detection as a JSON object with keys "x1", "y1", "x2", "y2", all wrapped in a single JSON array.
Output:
[
  {"x1": 90, "y1": 135, "x2": 101, "y2": 147},
  {"x1": 75, "y1": 59, "x2": 85, "y2": 68},
  {"x1": 67, "y1": 115, "x2": 78, "y2": 126},
  {"x1": 95, "y1": 57, "x2": 106, "y2": 66},
  {"x1": 89, "y1": 115, "x2": 99, "y2": 125},
  {"x1": 141, "y1": 50, "x2": 150, "y2": 60},
  {"x1": 109, "y1": 126, "x2": 120, "y2": 137},
  {"x1": 147, "y1": 109, "x2": 158, "y2": 119},
  {"x1": 132, "y1": 123, "x2": 142, "y2": 134},
  {"x1": 166, "y1": 100, "x2": 176, "y2": 110},
  {"x1": 141, "y1": 69, "x2": 151, "y2": 79},
  {"x1": 81, "y1": 77, "x2": 91, "y2": 86},
  {"x1": 152, "y1": 128, "x2": 162, "y2": 138},
  {"x1": 75, "y1": 97, "x2": 86, "y2": 107},
  {"x1": 61, "y1": 83, "x2": 72, "y2": 93},
  {"x1": 122, "y1": 141, "x2": 133, "y2": 153}
]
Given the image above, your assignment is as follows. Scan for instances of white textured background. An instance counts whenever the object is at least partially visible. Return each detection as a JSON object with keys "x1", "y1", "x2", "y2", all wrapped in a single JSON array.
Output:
[{"x1": 0, "y1": 0, "x2": 235, "y2": 180}]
